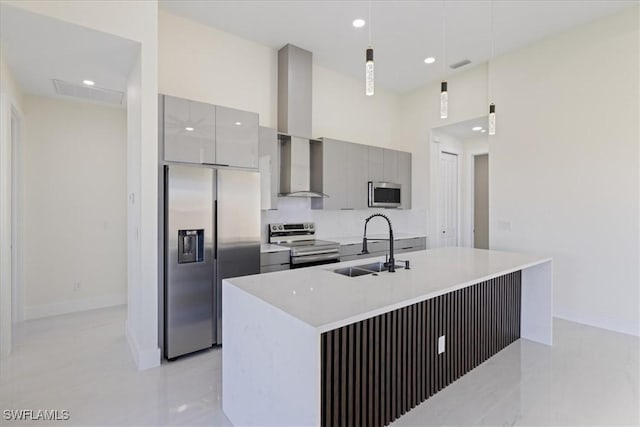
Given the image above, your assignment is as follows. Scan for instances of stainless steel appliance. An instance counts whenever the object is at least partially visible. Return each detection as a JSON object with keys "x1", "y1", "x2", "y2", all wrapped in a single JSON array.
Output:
[
  {"x1": 368, "y1": 181, "x2": 402, "y2": 208},
  {"x1": 165, "y1": 164, "x2": 260, "y2": 359},
  {"x1": 268, "y1": 222, "x2": 340, "y2": 268}
]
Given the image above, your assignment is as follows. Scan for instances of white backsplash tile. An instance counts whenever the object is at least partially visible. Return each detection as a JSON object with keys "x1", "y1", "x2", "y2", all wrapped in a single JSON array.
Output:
[{"x1": 261, "y1": 197, "x2": 427, "y2": 242}]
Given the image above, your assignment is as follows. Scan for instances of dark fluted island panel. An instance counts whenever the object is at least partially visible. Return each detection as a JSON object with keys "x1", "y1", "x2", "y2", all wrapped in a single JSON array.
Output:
[{"x1": 321, "y1": 270, "x2": 522, "y2": 427}]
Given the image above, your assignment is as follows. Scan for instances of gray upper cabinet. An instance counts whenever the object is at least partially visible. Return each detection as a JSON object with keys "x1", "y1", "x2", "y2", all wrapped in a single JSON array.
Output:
[
  {"x1": 311, "y1": 138, "x2": 347, "y2": 209},
  {"x1": 311, "y1": 137, "x2": 412, "y2": 210},
  {"x1": 398, "y1": 151, "x2": 412, "y2": 209},
  {"x1": 163, "y1": 95, "x2": 216, "y2": 164},
  {"x1": 259, "y1": 127, "x2": 278, "y2": 210},
  {"x1": 215, "y1": 105, "x2": 259, "y2": 169},
  {"x1": 383, "y1": 149, "x2": 399, "y2": 183},
  {"x1": 312, "y1": 139, "x2": 368, "y2": 210},
  {"x1": 368, "y1": 147, "x2": 384, "y2": 182},
  {"x1": 347, "y1": 143, "x2": 369, "y2": 209},
  {"x1": 161, "y1": 95, "x2": 259, "y2": 169}
]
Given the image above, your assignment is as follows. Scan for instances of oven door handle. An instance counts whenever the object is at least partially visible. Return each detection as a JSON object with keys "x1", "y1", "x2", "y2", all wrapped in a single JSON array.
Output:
[
  {"x1": 291, "y1": 254, "x2": 340, "y2": 264},
  {"x1": 293, "y1": 249, "x2": 340, "y2": 256}
]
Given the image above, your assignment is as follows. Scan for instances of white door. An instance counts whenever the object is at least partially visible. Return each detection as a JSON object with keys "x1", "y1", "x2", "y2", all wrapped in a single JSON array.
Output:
[{"x1": 438, "y1": 151, "x2": 458, "y2": 247}]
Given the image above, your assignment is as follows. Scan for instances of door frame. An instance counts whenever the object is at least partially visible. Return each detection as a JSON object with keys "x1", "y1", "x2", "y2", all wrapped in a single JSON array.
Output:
[
  {"x1": 0, "y1": 92, "x2": 24, "y2": 358},
  {"x1": 469, "y1": 151, "x2": 489, "y2": 248}
]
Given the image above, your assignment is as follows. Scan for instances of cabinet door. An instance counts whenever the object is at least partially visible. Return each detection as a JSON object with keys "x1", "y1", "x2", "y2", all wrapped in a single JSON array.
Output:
[
  {"x1": 258, "y1": 127, "x2": 278, "y2": 210},
  {"x1": 398, "y1": 151, "x2": 412, "y2": 209},
  {"x1": 347, "y1": 143, "x2": 369, "y2": 209},
  {"x1": 321, "y1": 139, "x2": 348, "y2": 209},
  {"x1": 368, "y1": 147, "x2": 384, "y2": 181},
  {"x1": 163, "y1": 95, "x2": 216, "y2": 164},
  {"x1": 215, "y1": 106, "x2": 259, "y2": 169},
  {"x1": 383, "y1": 149, "x2": 399, "y2": 183}
]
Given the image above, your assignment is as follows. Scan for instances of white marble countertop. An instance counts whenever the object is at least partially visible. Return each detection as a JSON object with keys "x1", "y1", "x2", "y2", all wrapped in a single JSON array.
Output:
[
  {"x1": 260, "y1": 243, "x2": 290, "y2": 253},
  {"x1": 225, "y1": 247, "x2": 551, "y2": 333},
  {"x1": 325, "y1": 232, "x2": 427, "y2": 246}
]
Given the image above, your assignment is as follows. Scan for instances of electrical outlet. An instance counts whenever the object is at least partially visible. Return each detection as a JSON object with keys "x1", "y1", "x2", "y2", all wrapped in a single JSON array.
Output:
[
  {"x1": 438, "y1": 335, "x2": 445, "y2": 354},
  {"x1": 73, "y1": 281, "x2": 81, "y2": 292}
]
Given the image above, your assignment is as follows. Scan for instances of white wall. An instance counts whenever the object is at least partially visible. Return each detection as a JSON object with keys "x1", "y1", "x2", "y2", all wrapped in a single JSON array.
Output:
[
  {"x1": 489, "y1": 8, "x2": 639, "y2": 336},
  {"x1": 21, "y1": 95, "x2": 127, "y2": 319},
  {"x1": 158, "y1": 10, "x2": 400, "y2": 149},
  {"x1": 159, "y1": 10, "x2": 415, "y2": 240},
  {"x1": 398, "y1": 7, "x2": 639, "y2": 336},
  {"x1": 0, "y1": 47, "x2": 25, "y2": 358},
  {"x1": 5, "y1": 0, "x2": 160, "y2": 369}
]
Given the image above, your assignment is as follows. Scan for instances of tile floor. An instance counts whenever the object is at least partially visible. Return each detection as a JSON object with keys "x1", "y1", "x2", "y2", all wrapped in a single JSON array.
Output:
[{"x1": 0, "y1": 305, "x2": 638, "y2": 426}]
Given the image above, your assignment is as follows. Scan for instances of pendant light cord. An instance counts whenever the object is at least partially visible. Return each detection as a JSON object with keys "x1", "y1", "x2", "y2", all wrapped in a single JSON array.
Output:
[
  {"x1": 489, "y1": 0, "x2": 494, "y2": 100},
  {"x1": 442, "y1": 0, "x2": 446, "y2": 74},
  {"x1": 368, "y1": 0, "x2": 372, "y2": 46}
]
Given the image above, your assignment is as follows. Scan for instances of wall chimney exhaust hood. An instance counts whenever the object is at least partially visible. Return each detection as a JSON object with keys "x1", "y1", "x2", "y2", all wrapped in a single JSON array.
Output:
[{"x1": 277, "y1": 44, "x2": 326, "y2": 198}]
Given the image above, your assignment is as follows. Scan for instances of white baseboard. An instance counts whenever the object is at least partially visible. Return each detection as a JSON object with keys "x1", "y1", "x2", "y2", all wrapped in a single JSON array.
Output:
[
  {"x1": 125, "y1": 320, "x2": 161, "y2": 370},
  {"x1": 24, "y1": 293, "x2": 127, "y2": 320},
  {"x1": 554, "y1": 310, "x2": 640, "y2": 337}
]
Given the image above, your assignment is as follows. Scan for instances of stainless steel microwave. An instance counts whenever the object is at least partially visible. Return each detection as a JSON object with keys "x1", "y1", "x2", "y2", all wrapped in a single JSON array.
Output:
[{"x1": 368, "y1": 181, "x2": 401, "y2": 208}]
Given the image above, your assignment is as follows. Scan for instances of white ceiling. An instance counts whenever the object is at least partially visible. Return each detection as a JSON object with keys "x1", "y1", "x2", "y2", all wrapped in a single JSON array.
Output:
[
  {"x1": 0, "y1": 4, "x2": 139, "y2": 107},
  {"x1": 160, "y1": 0, "x2": 636, "y2": 93}
]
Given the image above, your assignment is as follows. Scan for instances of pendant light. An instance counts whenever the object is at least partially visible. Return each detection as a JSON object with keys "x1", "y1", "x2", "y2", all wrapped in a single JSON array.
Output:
[
  {"x1": 365, "y1": 0, "x2": 374, "y2": 96},
  {"x1": 440, "y1": 1, "x2": 448, "y2": 119},
  {"x1": 488, "y1": 1, "x2": 496, "y2": 135}
]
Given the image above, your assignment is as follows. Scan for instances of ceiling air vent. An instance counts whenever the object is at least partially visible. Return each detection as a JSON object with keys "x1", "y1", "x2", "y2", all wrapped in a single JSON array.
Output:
[
  {"x1": 449, "y1": 59, "x2": 472, "y2": 70},
  {"x1": 52, "y1": 79, "x2": 124, "y2": 106}
]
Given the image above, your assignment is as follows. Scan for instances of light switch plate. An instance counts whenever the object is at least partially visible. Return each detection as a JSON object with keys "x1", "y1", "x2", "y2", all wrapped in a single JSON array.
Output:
[{"x1": 438, "y1": 335, "x2": 445, "y2": 354}]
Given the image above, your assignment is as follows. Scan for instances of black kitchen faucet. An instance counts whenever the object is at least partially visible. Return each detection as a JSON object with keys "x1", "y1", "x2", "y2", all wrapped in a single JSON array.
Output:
[{"x1": 361, "y1": 213, "x2": 396, "y2": 272}]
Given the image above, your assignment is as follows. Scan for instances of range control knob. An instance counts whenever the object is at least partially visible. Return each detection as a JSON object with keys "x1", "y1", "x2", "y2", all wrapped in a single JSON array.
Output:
[
  {"x1": 271, "y1": 225, "x2": 277, "y2": 230},
  {"x1": 278, "y1": 225, "x2": 283, "y2": 230},
  {"x1": 304, "y1": 224, "x2": 309, "y2": 229},
  {"x1": 309, "y1": 224, "x2": 314, "y2": 229}
]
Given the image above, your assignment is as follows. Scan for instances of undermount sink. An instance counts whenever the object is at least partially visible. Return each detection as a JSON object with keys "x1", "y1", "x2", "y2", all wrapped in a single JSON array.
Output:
[{"x1": 333, "y1": 261, "x2": 403, "y2": 277}]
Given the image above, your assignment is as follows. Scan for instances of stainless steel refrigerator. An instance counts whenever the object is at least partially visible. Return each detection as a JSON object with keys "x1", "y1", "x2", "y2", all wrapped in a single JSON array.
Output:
[{"x1": 164, "y1": 164, "x2": 260, "y2": 359}]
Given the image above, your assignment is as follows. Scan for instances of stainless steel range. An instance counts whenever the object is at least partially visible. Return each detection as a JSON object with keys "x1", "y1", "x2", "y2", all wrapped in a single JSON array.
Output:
[{"x1": 268, "y1": 222, "x2": 340, "y2": 268}]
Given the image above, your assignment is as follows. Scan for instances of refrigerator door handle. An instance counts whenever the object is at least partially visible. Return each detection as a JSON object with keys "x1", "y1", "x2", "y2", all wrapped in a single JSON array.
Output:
[{"x1": 214, "y1": 199, "x2": 218, "y2": 260}]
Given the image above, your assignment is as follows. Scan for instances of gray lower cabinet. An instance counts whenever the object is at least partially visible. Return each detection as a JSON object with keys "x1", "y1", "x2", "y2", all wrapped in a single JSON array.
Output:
[
  {"x1": 340, "y1": 237, "x2": 426, "y2": 261},
  {"x1": 395, "y1": 237, "x2": 425, "y2": 253},
  {"x1": 215, "y1": 106, "x2": 259, "y2": 169},
  {"x1": 260, "y1": 251, "x2": 290, "y2": 273},
  {"x1": 163, "y1": 95, "x2": 216, "y2": 164},
  {"x1": 259, "y1": 126, "x2": 278, "y2": 210}
]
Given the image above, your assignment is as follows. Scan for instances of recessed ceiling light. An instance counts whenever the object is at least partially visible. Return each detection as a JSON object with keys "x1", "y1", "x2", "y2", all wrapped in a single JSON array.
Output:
[
  {"x1": 185, "y1": 127, "x2": 194, "y2": 132},
  {"x1": 472, "y1": 126, "x2": 483, "y2": 131},
  {"x1": 234, "y1": 121, "x2": 242, "y2": 126},
  {"x1": 82, "y1": 80, "x2": 95, "y2": 86},
  {"x1": 352, "y1": 19, "x2": 366, "y2": 28},
  {"x1": 424, "y1": 57, "x2": 436, "y2": 64},
  {"x1": 481, "y1": 129, "x2": 487, "y2": 133}
]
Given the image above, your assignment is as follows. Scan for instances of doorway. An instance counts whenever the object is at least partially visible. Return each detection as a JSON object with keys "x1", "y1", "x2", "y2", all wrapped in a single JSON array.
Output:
[
  {"x1": 438, "y1": 151, "x2": 459, "y2": 247},
  {"x1": 431, "y1": 116, "x2": 489, "y2": 249},
  {"x1": 473, "y1": 154, "x2": 489, "y2": 249}
]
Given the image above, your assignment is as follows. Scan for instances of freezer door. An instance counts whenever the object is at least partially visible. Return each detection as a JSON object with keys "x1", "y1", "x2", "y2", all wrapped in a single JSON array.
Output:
[
  {"x1": 215, "y1": 169, "x2": 261, "y2": 344},
  {"x1": 165, "y1": 165, "x2": 215, "y2": 359}
]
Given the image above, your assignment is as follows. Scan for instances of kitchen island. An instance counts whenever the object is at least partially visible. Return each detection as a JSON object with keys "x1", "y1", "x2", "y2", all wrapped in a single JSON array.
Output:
[{"x1": 222, "y1": 247, "x2": 552, "y2": 426}]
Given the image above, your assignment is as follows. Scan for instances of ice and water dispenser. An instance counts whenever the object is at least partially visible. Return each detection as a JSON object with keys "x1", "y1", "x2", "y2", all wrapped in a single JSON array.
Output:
[{"x1": 177, "y1": 229, "x2": 204, "y2": 264}]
